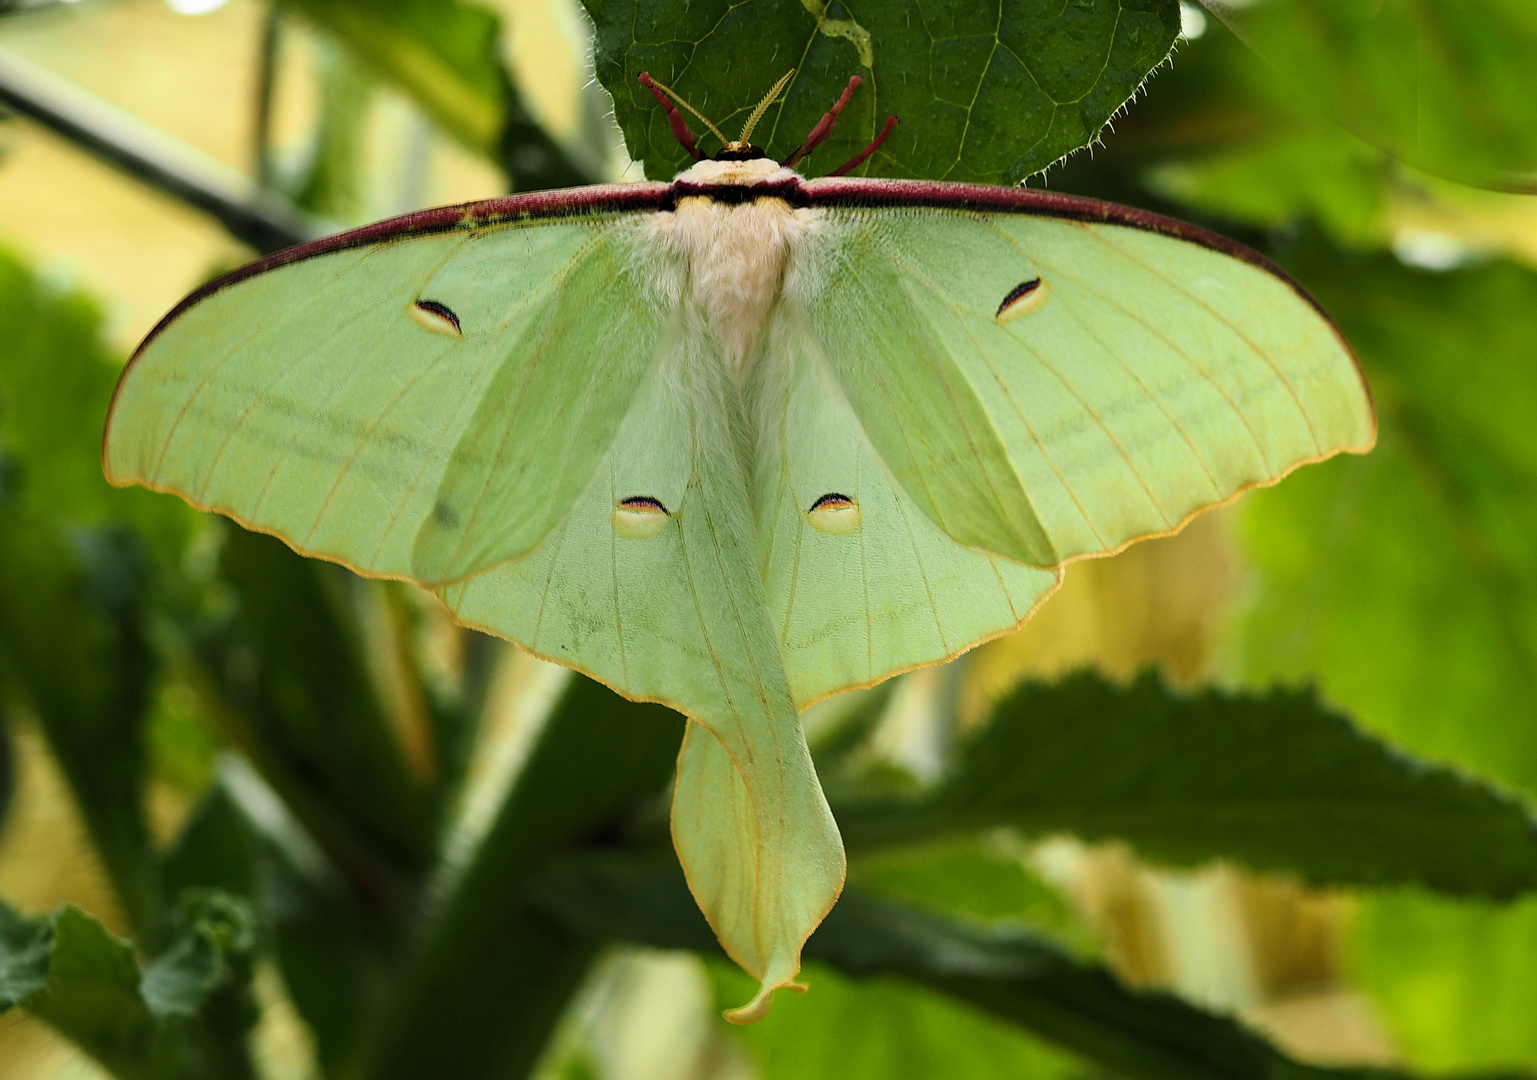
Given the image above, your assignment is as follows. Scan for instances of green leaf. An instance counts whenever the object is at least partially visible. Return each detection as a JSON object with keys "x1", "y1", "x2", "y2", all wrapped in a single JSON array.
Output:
[
  {"x1": 280, "y1": 0, "x2": 593, "y2": 189},
  {"x1": 836, "y1": 670, "x2": 1537, "y2": 898},
  {"x1": 0, "y1": 902, "x2": 51, "y2": 1010},
  {"x1": 710, "y1": 957, "x2": 1083, "y2": 1080},
  {"x1": 157, "y1": 787, "x2": 258, "y2": 916},
  {"x1": 584, "y1": 0, "x2": 1182, "y2": 183},
  {"x1": 1350, "y1": 894, "x2": 1537, "y2": 1072},
  {"x1": 1236, "y1": 242, "x2": 1537, "y2": 1071},
  {"x1": 0, "y1": 897, "x2": 258, "y2": 1080},
  {"x1": 535, "y1": 853, "x2": 1403, "y2": 1080},
  {"x1": 1145, "y1": 126, "x2": 1388, "y2": 246},
  {"x1": 1242, "y1": 243, "x2": 1537, "y2": 802},
  {"x1": 0, "y1": 518, "x2": 157, "y2": 926},
  {"x1": 1201, "y1": 0, "x2": 1537, "y2": 190},
  {"x1": 287, "y1": 42, "x2": 376, "y2": 223},
  {"x1": 0, "y1": 248, "x2": 193, "y2": 928},
  {"x1": 849, "y1": 835, "x2": 1095, "y2": 954},
  {"x1": 0, "y1": 248, "x2": 189, "y2": 545},
  {"x1": 360, "y1": 674, "x2": 684, "y2": 1080},
  {"x1": 285, "y1": 0, "x2": 507, "y2": 155}
]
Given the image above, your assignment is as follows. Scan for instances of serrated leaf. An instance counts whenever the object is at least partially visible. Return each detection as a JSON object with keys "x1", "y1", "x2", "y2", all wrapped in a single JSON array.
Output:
[
  {"x1": 584, "y1": 0, "x2": 1181, "y2": 183},
  {"x1": 0, "y1": 902, "x2": 51, "y2": 1010},
  {"x1": 0, "y1": 897, "x2": 258, "y2": 1080},
  {"x1": 1201, "y1": 0, "x2": 1537, "y2": 190},
  {"x1": 837, "y1": 670, "x2": 1537, "y2": 898},
  {"x1": 534, "y1": 852, "x2": 1422, "y2": 1080}
]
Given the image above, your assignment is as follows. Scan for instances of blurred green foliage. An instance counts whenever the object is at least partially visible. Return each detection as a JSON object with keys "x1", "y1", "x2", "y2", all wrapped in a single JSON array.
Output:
[
  {"x1": 1204, "y1": 0, "x2": 1537, "y2": 191},
  {"x1": 3, "y1": 0, "x2": 1537, "y2": 1077}
]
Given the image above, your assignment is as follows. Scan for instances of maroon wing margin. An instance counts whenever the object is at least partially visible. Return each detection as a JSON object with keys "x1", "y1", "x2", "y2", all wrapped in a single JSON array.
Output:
[
  {"x1": 104, "y1": 182, "x2": 672, "y2": 467},
  {"x1": 121, "y1": 182, "x2": 672, "y2": 362},
  {"x1": 799, "y1": 176, "x2": 1371, "y2": 423},
  {"x1": 802, "y1": 176, "x2": 1279, "y2": 273}
]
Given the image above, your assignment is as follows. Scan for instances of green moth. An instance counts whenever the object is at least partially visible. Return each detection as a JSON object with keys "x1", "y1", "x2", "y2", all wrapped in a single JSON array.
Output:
[{"x1": 102, "y1": 73, "x2": 1375, "y2": 1022}]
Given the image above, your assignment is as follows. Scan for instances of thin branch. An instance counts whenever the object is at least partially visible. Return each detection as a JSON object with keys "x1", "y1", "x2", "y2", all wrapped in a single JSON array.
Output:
[
  {"x1": 0, "y1": 45, "x2": 325, "y2": 254},
  {"x1": 252, "y1": 2, "x2": 281, "y2": 189}
]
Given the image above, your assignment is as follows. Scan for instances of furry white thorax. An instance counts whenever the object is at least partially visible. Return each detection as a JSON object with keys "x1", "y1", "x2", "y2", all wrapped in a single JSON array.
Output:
[{"x1": 639, "y1": 157, "x2": 819, "y2": 382}]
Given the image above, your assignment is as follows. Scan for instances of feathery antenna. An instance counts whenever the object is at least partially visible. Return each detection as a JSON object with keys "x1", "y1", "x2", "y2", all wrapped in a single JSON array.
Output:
[{"x1": 737, "y1": 69, "x2": 795, "y2": 148}]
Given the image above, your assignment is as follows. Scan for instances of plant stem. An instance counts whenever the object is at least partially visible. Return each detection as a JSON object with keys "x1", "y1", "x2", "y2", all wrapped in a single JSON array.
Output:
[{"x1": 0, "y1": 45, "x2": 322, "y2": 254}]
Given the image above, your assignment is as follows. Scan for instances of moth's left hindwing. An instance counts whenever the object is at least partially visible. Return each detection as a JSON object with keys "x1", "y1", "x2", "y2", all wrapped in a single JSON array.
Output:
[{"x1": 104, "y1": 216, "x2": 664, "y2": 585}]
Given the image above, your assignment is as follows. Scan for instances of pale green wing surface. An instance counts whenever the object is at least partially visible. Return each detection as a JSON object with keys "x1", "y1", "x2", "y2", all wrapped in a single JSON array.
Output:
[
  {"x1": 799, "y1": 206, "x2": 1376, "y2": 567},
  {"x1": 752, "y1": 309, "x2": 1061, "y2": 709},
  {"x1": 104, "y1": 214, "x2": 662, "y2": 583},
  {"x1": 440, "y1": 342, "x2": 844, "y2": 1023}
]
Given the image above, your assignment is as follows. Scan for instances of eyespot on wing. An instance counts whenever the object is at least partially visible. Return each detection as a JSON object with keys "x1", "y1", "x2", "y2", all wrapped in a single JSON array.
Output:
[
  {"x1": 996, "y1": 277, "x2": 1049, "y2": 323},
  {"x1": 614, "y1": 495, "x2": 670, "y2": 538},
  {"x1": 807, "y1": 493, "x2": 860, "y2": 535},
  {"x1": 411, "y1": 298, "x2": 463, "y2": 338}
]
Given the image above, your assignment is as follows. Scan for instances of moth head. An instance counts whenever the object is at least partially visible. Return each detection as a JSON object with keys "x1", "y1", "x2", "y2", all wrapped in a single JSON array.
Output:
[{"x1": 637, "y1": 69, "x2": 897, "y2": 175}]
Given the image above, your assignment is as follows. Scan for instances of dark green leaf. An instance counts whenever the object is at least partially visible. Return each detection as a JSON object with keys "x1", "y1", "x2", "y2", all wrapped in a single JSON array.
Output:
[
  {"x1": 836, "y1": 670, "x2": 1537, "y2": 898},
  {"x1": 1201, "y1": 0, "x2": 1537, "y2": 190},
  {"x1": 584, "y1": 0, "x2": 1182, "y2": 183},
  {"x1": 158, "y1": 786, "x2": 258, "y2": 916},
  {"x1": 360, "y1": 674, "x2": 684, "y2": 1080},
  {"x1": 0, "y1": 898, "x2": 258, "y2": 1080},
  {"x1": 0, "y1": 248, "x2": 189, "y2": 544},
  {"x1": 719, "y1": 834, "x2": 1095, "y2": 1080},
  {"x1": 0, "y1": 518, "x2": 156, "y2": 926},
  {"x1": 535, "y1": 853, "x2": 1409, "y2": 1080},
  {"x1": 193, "y1": 527, "x2": 435, "y2": 885},
  {"x1": 0, "y1": 901, "x2": 51, "y2": 1010},
  {"x1": 256, "y1": 827, "x2": 390, "y2": 1078}
]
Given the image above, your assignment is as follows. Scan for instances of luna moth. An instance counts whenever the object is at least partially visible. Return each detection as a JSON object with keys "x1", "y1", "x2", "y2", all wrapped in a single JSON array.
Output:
[{"x1": 102, "y1": 72, "x2": 1375, "y2": 1022}]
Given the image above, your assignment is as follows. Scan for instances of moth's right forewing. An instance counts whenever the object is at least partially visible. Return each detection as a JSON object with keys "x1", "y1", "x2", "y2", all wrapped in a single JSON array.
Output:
[{"x1": 104, "y1": 212, "x2": 662, "y2": 585}]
